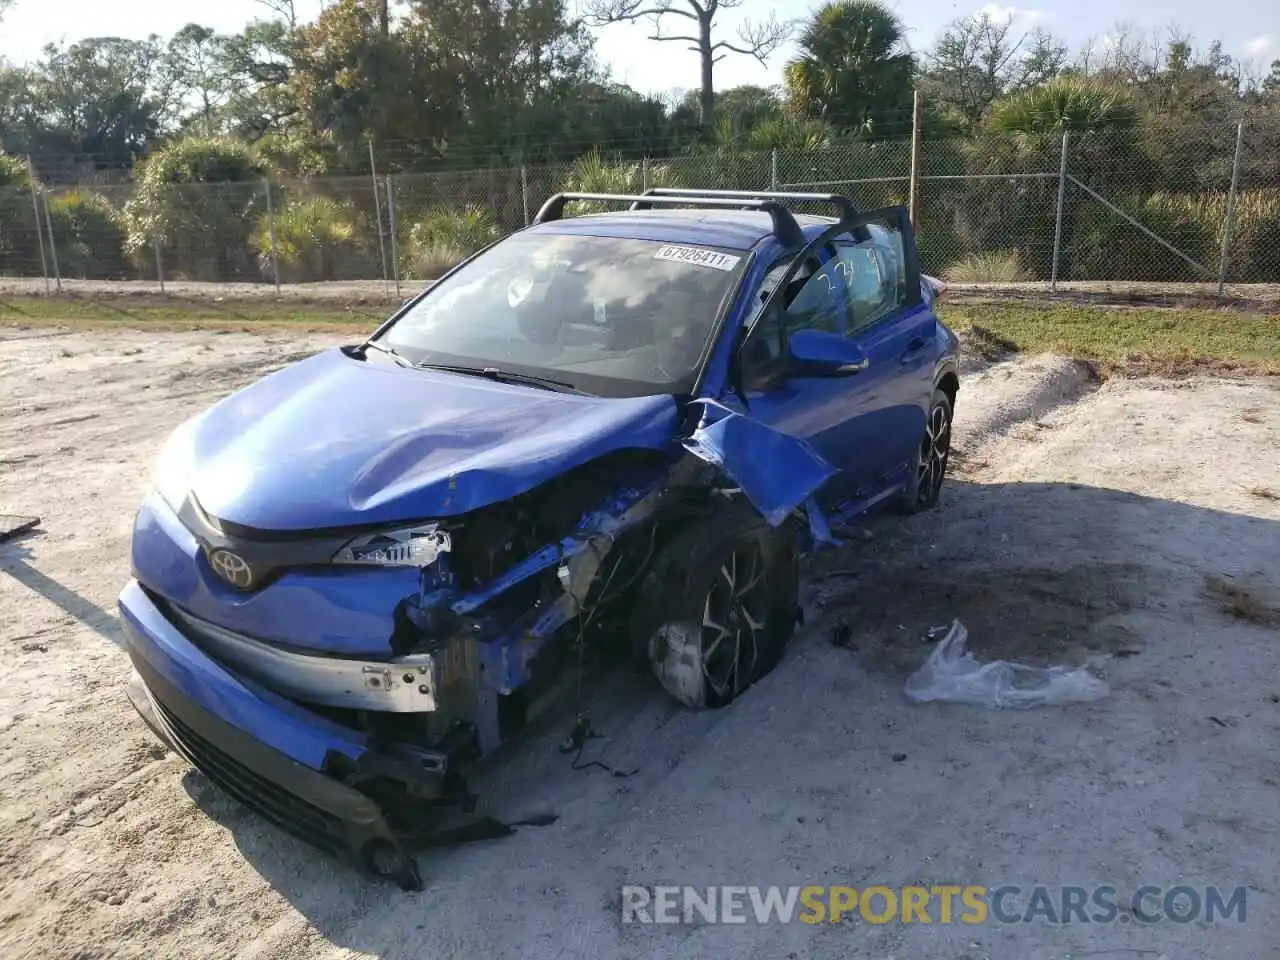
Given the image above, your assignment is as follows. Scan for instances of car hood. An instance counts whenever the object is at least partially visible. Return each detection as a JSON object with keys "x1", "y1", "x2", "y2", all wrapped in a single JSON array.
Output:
[{"x1": 179, "y1": 348, "x2": 680, "y2": 531}]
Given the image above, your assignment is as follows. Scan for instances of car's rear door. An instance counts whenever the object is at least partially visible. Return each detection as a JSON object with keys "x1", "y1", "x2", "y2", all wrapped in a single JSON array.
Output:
[{"x1": 737, "y1": 207, "x2": 934, "y2": 512}]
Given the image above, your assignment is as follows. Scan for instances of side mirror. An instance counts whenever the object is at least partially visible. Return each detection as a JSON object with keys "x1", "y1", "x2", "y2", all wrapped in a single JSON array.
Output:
[{"x1": 787, "y1": 329, "x2": 869, "y2": 376}]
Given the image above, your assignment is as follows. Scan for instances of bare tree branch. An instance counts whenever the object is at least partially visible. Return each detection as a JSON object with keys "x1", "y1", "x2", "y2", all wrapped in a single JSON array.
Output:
[
  {"x1": 581, "y1": 0, "x2": 697, "y2": 25},
  {"x1": 584, "y1": 0, "x2": 789, "y2": 131},
  {"x1": 254, "y1": 0, "x2": 297, "y2": 29}
]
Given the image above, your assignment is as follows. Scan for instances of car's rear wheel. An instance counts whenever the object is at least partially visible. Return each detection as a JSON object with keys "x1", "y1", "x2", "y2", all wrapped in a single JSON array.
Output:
[
  {"x1": 634, "y1": 503, "x2": 799, "y2": 709},
  {"x1": 900, "y1": 388, "x2": 953, "y2": 513}
]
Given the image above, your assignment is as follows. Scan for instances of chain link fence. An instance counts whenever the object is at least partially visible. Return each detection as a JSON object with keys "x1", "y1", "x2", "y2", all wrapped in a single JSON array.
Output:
[{"x1": 5, "y1": 120, "x2": 1279, "y2": 298}]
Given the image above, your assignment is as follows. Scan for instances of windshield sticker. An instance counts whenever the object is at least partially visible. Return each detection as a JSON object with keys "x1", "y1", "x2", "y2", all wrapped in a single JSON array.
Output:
[{"x1": 654, "y1": 245, "x2": 742, "y2": 272}]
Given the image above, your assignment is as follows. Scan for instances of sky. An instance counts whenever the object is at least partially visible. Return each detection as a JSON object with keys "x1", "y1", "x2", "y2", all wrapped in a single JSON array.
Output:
[{"x1": 0, "y1": 0, "x2": 1276, "y2": 98}]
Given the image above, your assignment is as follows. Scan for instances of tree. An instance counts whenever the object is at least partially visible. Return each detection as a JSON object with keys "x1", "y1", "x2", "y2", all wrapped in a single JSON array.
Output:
[
  {"x1": 1265, "y1": 60, "x2": 1280, "y2": 97},
  {"x1": 23, "y1": 38, "x2": 169, "y2": 176},
  {"x1": 165, "y1": 24, "x2": 231, "y2": 135},
  {"x1": 288, "y1": 0, "x2": 419, "y2": 170},
  {"x1": 921, "y1": 12, "x2": 1067, "y2": 131},
  {"x1": 403, "y1": 0, "x2": 595, "y2": 163},
  {"x1": 668, "y1": 83, "x2": 783, "y2": 144},
  {"x1": 218, "y1": 18, "x2": 301, "y2": 140},
  {"x1": 583, "y1": 0, "x2": 788, "y2": 133},
  {"x1": 783, "y1": 0, "x2": 914, "y2": 135}
]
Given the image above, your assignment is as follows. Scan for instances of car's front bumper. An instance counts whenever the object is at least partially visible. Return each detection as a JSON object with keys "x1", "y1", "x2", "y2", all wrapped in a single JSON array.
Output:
[{"x1": 118, "y1": 579, "x2": 425, "y2": 890}]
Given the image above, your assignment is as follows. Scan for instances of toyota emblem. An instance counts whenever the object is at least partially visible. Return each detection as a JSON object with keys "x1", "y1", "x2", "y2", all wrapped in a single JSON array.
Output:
[{"x1": 208, "y1": 548, "x2": 255, "y2": 590}]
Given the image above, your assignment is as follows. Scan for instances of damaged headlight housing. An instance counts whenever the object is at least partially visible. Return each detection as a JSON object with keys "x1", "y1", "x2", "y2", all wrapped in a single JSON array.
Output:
[{"x1": 332, "y1": 524, "x2": 451, "y2": 567}]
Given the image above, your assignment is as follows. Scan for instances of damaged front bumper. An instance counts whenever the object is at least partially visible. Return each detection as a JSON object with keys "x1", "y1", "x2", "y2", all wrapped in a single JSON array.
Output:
[
  {"x1": 118, "y1": 579, "x2": 427, "y2": 890},
  {"x1": 164, "y1": 604, "x2": 440, "y2": 713}
]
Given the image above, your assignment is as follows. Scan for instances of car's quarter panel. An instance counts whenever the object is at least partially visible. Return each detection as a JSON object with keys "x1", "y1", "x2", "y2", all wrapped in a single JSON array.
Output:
[{"x1": 179, "y1": 348, "x2": 680, "y2": 531}]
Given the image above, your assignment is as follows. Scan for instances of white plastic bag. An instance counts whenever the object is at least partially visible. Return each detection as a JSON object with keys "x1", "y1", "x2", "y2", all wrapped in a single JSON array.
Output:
[{"x1": 904, "y1": 620, "x2": 1109, "y2": 708}]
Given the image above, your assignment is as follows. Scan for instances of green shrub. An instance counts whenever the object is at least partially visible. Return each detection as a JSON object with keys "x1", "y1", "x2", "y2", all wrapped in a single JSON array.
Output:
[
  {"x1": 1224, "y1": 190, "x2": 1280, "y2": 283},
  {"x1": 1066, "y1": 192, "x2": 1221, "y2": 282},
  {"x1": 121, "y1": 137, "x2": 267, "y2": 282},
  {"x1": 746, "y1": 116, "x2": 833, "y2": 152},
  {"x1": 250, "y1": 196, "x2": 367, "y2": 282},
  {"x1": 45, "y1": 190, "x2": 133, "y2": 280},
  {"x1": 943, "y1": 250, "x2": 1030, "y2": 283},
  {"x1": 989, "y1": 79, "x2": 1138, "y2": 136},
  {"x1": 558, "y1": 150, "x2": 684, "y2": 213},
  {"x1": 0, "y1": 152, "x2": 32, "y2": 190},
  {"x1": 0, "y1": 151, "x2": 42, "y2": 276},
  {"x1": 402, "y1": 205, "x2": 500, "y2": 280}
]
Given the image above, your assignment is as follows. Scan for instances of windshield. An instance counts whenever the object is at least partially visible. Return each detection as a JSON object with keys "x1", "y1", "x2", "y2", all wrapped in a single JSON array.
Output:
[{"x1": 377, "y1": 232, "x2": 748, "y2": 397}]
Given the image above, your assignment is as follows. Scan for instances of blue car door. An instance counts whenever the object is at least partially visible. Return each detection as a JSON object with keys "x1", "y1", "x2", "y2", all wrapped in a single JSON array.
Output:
[{"x1": 736, "y1": 207, "x2": 933, "y2": 514}]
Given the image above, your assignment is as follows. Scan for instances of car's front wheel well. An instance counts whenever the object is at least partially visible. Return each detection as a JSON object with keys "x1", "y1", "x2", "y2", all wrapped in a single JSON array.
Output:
[{"x1": 937, "y1": 370, "x2": 959, "y2": 408}]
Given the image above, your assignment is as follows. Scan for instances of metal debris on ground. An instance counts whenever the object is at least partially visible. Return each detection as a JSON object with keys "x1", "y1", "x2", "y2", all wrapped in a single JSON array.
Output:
[
  {"x1": 0, "y1": 515, "x2": 41, "y2": 543},
  {"x1": 904, "y1": 620, "x2": 1110, "y2": 709}
]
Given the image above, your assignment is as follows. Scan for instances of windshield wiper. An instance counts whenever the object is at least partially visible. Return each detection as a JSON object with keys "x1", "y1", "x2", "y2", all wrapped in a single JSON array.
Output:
[
  {"x1": 359, "y1": 340, "x2": 414, "y2": 368},
  {"x1": 415, "y1": 362, "x2": 589, "y2": 395}
]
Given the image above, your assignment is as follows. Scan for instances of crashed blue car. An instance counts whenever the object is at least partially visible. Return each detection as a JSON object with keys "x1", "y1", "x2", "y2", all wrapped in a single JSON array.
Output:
[{"x1": 119, "y1": 189, "x2": 959, "y2": 890}]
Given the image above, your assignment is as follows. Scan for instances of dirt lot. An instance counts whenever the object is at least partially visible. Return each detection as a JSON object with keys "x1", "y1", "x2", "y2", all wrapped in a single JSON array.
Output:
[{"x1": 1, "y1": 328, "x2": 1278, "y2": 960}]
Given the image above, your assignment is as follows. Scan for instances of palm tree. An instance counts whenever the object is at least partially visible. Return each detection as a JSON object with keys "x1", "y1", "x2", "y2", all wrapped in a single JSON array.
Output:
[
  {"x1": 988, "y1": 78, "x2": 1138, "y2": 135},
  {"x1": 784, "y1": 0, "x2": 916, "y2": 135}
]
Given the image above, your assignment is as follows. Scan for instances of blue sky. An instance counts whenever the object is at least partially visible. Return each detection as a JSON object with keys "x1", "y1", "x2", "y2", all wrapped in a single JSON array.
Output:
[{"x1": 0, "y1": 0, "x2": 1276, "y2": 96}]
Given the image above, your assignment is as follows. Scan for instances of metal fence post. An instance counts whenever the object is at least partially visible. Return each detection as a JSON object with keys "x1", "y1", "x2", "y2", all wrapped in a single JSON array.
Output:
[
  {"x1": 369, "y1": 140, "x2": 390, "y2": 298},
  {"x1": 386, "y1": 174, "x2": 401, "y2": 299},
  {"x1": 770, "y1": 149, "x2": 778, "y2": 190},
  {"x1": 520, "y1": 165, "x2": 530, "y2": 226},
  {"x1": 1216, "y1": 120, "x2": 1245, "y2": 296},
  {"x1": 641, "y1": 157, "x2": 650, "y2": 193},
  {"x1": 153, "y1": 237, "x2": 165, "y2": 294},
  {"x1": 40, "y1": 189, "x2": 62, "y2": 292},
  {"x1": 908, "y1": 90, "x2": 923, "y2": 229},
  {"x1": 264, "y1": 178, "x2": 281, "y2": 294},
  {"x1": 26, "y1": 158, "x2": 50, "y2": 294},
  {"x1": 1050, "y1": 130, "x2": 1070, "y2": 293}
]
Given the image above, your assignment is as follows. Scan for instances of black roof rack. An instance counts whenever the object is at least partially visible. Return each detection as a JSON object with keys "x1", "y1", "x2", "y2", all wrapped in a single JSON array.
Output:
[
  {"x1": 532, "y1": 191, "x2": 806, "y2": 247},
  {"x1": 632, "y1": 188, "x2": 859, "y2": 222}
]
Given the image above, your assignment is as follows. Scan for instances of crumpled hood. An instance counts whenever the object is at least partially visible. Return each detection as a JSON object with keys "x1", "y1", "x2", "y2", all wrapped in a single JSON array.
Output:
[{"x1": 182, "y1": 348, "x2": 679, "y2": 531}]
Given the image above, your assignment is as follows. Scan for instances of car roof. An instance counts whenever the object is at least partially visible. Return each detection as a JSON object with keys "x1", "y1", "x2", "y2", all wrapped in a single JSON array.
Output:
[{"x1": 524, "y1": 208, "x2": 839, "y2": 251}]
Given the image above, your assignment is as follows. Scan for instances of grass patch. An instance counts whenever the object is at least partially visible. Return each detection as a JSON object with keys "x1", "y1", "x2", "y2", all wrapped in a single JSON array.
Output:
[
  {"x1": 945, "y1": 251, "x2": 1030, "y2": 283},
  {"x1": 3, "y1": 293, "x2": 1279, "y2": 375},
  {"x1": 945, "y1": 302, "x2": 1280, "y2": 374},
  {"x1": 0, "y1": 293, "x2": 386, "y2": 334},
  {"x1": 1204, "y1": 573, "x2": 1280, "y2": 628}
]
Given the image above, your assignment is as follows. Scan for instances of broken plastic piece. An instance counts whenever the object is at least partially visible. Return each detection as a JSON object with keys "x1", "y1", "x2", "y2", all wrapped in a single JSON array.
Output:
[
  {"x1": 683, "y1": 401, "x2": 837, "y2": 527},
  {"x1": 904, "y1": 620, "x2": 1109, "y2": 708}
]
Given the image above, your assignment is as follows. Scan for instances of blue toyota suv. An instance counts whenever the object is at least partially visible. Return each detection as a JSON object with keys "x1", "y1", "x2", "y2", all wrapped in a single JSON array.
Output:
[{"x1": 118, "y1": 188, "x2": 959, "y2": 889}]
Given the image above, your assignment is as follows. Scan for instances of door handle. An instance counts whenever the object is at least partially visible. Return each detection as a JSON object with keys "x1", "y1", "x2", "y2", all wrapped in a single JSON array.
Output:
[{"x1": 900, "y1": 337, "x2": 928, "y2": 363}]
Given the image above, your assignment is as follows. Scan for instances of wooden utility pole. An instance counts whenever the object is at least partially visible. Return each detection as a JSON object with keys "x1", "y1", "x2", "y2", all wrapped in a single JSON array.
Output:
[{"x1": 908, "y1": 90, "x2": 923, "y2": 231}]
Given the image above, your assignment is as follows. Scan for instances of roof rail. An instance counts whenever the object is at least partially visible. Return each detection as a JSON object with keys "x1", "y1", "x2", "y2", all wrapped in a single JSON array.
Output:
[
  {"x1": 632, "y1": 188, "x2": 859, "y2": 222},
  {"x1": 532, "y1": 191, "x2": 806, "y2": 247}
]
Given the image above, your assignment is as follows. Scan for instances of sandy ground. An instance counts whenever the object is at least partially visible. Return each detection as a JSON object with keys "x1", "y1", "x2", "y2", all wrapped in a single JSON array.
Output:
[{"x1": 1, "y1": 328, "x2": 1278, "y2": 960}]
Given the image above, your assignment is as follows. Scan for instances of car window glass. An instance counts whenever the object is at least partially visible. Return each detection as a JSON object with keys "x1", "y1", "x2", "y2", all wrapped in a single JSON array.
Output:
[
  {"x1": 834, "y1": 223, "x2": 908, "y2": 334},
  {"x1": 780, "y1": 253, "x2": 847, "y2": 338},
  {"x1": 741, "y1": 257, "x2": 798, "y2": 375},
  {"x1": 381, "y1": 233, "x2": 746, "y2": 394}
]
